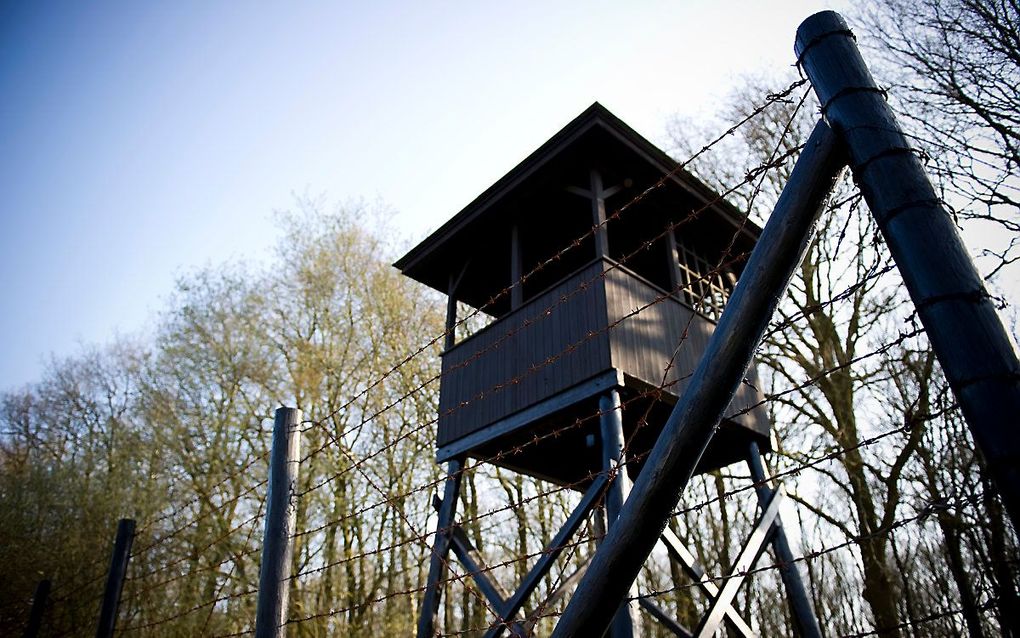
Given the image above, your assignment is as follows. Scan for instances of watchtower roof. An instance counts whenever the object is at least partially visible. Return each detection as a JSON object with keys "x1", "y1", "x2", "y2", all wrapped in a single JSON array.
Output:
[{"x1": 394, "y1": 102, "x2": 760, "y2": 315}]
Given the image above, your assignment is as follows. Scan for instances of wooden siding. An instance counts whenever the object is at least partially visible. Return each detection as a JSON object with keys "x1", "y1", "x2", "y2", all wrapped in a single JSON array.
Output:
[
  {"x1": 438, "y1": 261, "x2": 612, "y2": 447},
  {"x1": 604, "y1": 262, "x2": 769, "y2": 435}
]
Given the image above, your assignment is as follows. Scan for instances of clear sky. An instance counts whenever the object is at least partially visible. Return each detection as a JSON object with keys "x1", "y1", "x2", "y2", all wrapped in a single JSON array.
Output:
[{"x1": 10, "y1": 0, "x2": 977, "y2": 392}]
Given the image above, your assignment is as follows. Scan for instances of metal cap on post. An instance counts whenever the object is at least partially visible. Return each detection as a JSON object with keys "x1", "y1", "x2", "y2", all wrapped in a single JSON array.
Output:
[
  {"x1": 795, "y1": 11, "x2": 1020, "y2": 529},
  {"x1": 255, "y1": 407, "x2": 302, "y2": 638}
]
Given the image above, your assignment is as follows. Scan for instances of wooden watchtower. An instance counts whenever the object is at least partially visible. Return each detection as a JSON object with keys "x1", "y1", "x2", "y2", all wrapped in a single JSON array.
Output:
[
  {"x1": 399, "y1": 103, "x2": 797, "y2": 638},
  {"x1": 395, "y1": 103, "x2": 769, "y2": 487}
]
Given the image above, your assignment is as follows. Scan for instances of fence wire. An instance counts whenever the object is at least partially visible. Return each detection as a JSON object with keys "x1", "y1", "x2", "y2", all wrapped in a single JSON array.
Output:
[{"x1": 18, "y1": 75, "x2": 1013, "y2": 638}]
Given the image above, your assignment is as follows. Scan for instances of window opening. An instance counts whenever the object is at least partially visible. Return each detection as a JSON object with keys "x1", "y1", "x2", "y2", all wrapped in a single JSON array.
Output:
[{"x1": 675, "y1": 240, "x2": 734, "y2": 321}]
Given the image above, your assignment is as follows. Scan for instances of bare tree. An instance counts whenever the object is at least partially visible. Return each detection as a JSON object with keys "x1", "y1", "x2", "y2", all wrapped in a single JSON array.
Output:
[{"x1": 859, "y1": 0, "x2": 1020, "y2": 280}]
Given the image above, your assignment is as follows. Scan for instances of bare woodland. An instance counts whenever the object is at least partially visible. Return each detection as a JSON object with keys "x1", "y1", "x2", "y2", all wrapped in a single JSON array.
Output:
[{"x1": 1, "y1": 1, "x2": 1018, "y2": 636}]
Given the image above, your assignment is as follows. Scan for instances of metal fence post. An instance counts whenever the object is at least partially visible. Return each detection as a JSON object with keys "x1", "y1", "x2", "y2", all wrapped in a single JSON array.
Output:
[
  {"x1": 96, "y1": 518, "x2": 136, "y2": 638},
  {"x1": 550, "y1": 120, "x2": 846, "y2": 638},
  {"x1": 22, "y1": 579, "x2": 50, "y2": 638},
  {"x1": 255, "y1": 407, "x2": 302, "y2": 638},
  {"x1": 795, "y1": 10, "x2": 1020, "y2": 530}
]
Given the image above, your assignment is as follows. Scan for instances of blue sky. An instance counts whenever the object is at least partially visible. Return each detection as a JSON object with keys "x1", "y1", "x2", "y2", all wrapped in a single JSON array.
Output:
[{"x1": 1, "y1": 0, "x2": 939, "y2": 390}]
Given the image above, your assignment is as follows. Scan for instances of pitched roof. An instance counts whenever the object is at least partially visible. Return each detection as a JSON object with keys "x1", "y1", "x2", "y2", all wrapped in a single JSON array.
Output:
[{"x1": 394, "y1": 102, "x2": 758, "y2": 295}]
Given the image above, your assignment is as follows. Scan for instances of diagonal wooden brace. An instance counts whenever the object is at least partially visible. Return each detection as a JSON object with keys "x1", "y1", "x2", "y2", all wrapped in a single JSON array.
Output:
[
  {"x1": 637, "y1": 596, "x2": 694, "y2": 637},
  {"x1": 482, "y1": 474, "x2": 609, "y2": 638},
  {"x1": 658, "y1": 528, "x2": 756, "y2": 637},
  {"x1": 448, "y1": 525, "x2": 512, "y2": 611},
  {"x1": 432, "y1": 497, "x2": 527, "y2": 637},
  {"x1": 693, "y1": 487, "x2": 785, "y2": 637}
]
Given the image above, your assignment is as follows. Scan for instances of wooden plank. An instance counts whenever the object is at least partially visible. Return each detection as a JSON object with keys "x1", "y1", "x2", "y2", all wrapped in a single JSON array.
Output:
[
  {"x1": 417, "y1": 459, "x2": 464, "y2": 638},
  {"x1": 483, "y1": 474, "x2": 609, "y2": 638},
  {"x1": 436, "y1": 261, "x2": 613, "y2": 448},
  {"x1": 449, "y1": 526, "x2": 510, "y2": 611},
  {"x1": 694, "y1": 489, "x2": 784, "y2": 637},
  {"x1": 255, "y1": 409, "x2": 301, "y2": 638},
  {"x1": 511, "y1": 225, "x2": 523, "y2": 310},
  {"x1": 659, "y1": 529, "x2": 755, "y2": 638},
  {"x1": 637, "y1": 597, "x2": 693, "y2": 638},
  {"x1": 437, "y1": 369, "x2": 623, "y2": 461}
]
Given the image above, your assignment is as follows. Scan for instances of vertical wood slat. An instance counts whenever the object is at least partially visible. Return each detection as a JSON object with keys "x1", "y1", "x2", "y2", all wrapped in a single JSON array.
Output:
[
  {"x1": 437, "y1": 258, "x2": 769, "y2": 448},
  {"x1": 437, "y1": 261, "x2": 611, "y2": 447},
  {"x1": 604, "y1": 266, "x2": 767, "y2": 433}
]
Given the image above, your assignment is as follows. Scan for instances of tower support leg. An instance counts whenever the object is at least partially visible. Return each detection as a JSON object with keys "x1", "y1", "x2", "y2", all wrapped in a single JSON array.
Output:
[
  {"x1": 551, "y1": 119, "x2": 845, "y2": 638},
  {"x1": 417, "y1": 457, "x2": 464, "y2": 638},
  {"x1": 600, "y1": 390, "x2": 638, "y2": 638},
  {"x1": 747, "y1": 442, "x2": 821, "y2": 638}
]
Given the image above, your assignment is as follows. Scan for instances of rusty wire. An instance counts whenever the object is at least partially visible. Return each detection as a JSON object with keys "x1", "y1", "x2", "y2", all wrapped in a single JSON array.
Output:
[{"x1": 51, "y1": 77, "x2": 984, "y2": 638}]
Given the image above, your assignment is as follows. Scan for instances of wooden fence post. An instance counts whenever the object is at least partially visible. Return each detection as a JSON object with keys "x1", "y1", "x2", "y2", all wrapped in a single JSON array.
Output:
[
  {"x1": 96, "y1": 518, "x2": 135, "y2": 638},
  {"x1": 255, "y1": 407, "x2": 302, "y2": 638},
  {"x1": 22, "y1": 579, "x2": 50, "y2": 638},
  {"x1": 795, "y1": 9, "x2": 1020, "y2": 531}
]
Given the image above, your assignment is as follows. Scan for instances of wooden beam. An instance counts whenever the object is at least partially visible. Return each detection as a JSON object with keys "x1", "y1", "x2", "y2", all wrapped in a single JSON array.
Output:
[
  {"x1": 482, "y1": 474, "x2": 609, "y2": 638},
  {"x1": 665, "y1": 231, "x2": 683, "y2": 294},
  {"x1": 693, "y1": 488, "x2": 784, "y2": 638},
  {"x1": 448, "y1": 525, "x2": 511, "y2": 610},
  {"x1": 797, "y1": 11, "x2": 1020, "y2": 528},
  {"x1": 96, "y1": 519, "x2": 136, "y2": 638},
  {"x1": 637, "y1": 597, "x2": 693, "y2": 638},
  {"x1": 254, "y1": 409, "x2": 301, "y2": 638},
  {"x1": 659, "y1": 530, "x2": 755, "y2": 638},
  {"x1": 444, "y1": 262, "x2": 470, "y2": 351},
  {"x1": 511, "y1": 225, "x2": 523, "y2": 310},
  {"x1": 747, "y1": 442, "x2": 821, "y2": 638},
  {"x1": 522, "y1": 563, "x2": 589, "y2": 632},
  {"x1": 23, "y1": 579, "x2": 50, "y2": 638},
  {"x1": 445, "y1": 274, "x2": 459, "y2": 351},
  {"x1": 600, "y1": 390, "x2": 637, "y2": 638},
  {"x1": 417, "y1": 458, "x2": 464, "y2": 638},
  {"x1": 589, "y1": 169, "x2": 609, "y2": 259}
]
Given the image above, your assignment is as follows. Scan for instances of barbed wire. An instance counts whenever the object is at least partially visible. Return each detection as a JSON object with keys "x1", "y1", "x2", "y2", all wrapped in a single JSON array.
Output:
[
  {"x1": 114, "y1": 132, "x2": 800, "y2": 611},
  {"x1": 132, "y1": 449, "x2": 269, "y2": 542},
  {"x1": 24, "y1": 75, "x2": 1004, "y2": 638},
  {"x1": 269, "y1": 157, "x2": 926, "y2": 628},
  {"x1": 837, "y1": 597, "x2": 998, "y2": 637},
  {"x1": 280, "y1": 324, "x2": 950, "y2": 634},
  {"x1": 120, "y1": 512, "x2": 264, "y2": 632},
  {"x1": 290, "y1": 78, "x2": 811, "y2": 468},
  {"x1": 632, "y1": 493, "x2": 982, "y2": 603},
  {"x1": 294, "y1": 138, "x2": 805, "y2": 500}
]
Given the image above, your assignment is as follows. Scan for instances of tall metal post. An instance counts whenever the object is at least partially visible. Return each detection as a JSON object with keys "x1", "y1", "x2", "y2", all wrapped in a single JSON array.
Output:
[
  {"x1": 599, "y1": 390, "x2": 637, "y2": 638},
  {"x1": 747, "y1": 442, "x2": 821, "y2": 638},
  {"x1": 795, "y1": 10, "x2": 1020, "y2": 530},
  {"x1": 22, "y1": 579, "x2": 50, "y2": 638},
  {"x1": 255, "y1": 407, "x2": 302, "y2": 638},
  {"x1": 551, "y1": 120, "x2": 846, "y2": 638},
  {"x1": 95, "y1": 518, "x2": 136, "y2": 638},
  {"x1": 417, "y1": 458, "x2": 464, "y2": 638}
]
